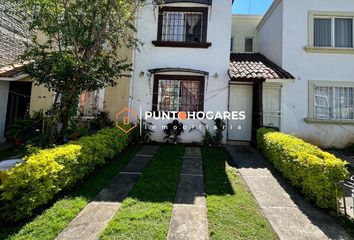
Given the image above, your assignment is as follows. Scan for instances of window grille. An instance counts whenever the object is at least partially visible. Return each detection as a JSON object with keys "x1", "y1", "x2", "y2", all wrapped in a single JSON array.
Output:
[
  {"x1": 162, "y1": 12, "x2": 203, "y2": 42},
  {"x1": 314, "y1": 86, "x2": 354, "y2": 120},
  {"x1": 157, "y1": 79, "x2": 201, "y2": 112}
]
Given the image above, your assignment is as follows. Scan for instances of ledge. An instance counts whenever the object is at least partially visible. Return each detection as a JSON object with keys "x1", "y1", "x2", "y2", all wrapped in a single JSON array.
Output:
[
  {"x1": 304, "y1": 118, "x2": 354, "y2": 125},
  {"x1": 152, "y1": 41, "x2": 212, "y2": 49},
  {"x1": 304, "y1": 46, "x2": 354, "y2": 54}
]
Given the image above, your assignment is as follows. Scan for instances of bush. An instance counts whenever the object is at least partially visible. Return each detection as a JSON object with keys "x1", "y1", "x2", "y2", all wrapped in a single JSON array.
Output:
[
  {"x1": 257, "y1": 128, "x2": 349, "y2": 209},
  {"x1": 0, "y1": 127, "x2": 134, "y2": 222}
]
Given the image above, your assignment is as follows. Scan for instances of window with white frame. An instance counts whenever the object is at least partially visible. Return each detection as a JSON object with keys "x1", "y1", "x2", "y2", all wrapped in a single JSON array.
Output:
[
  {"x1": 314, "y1": 85, "x2": 354, "y2": 120},
  {"x1": 313, "y1": 16, "x2": 353, "y2": 48}
]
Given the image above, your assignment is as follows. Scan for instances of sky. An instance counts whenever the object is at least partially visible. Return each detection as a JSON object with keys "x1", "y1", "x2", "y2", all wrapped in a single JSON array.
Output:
[{"x1": 232, "y1": 0, "x2": 273, "y2": 15}]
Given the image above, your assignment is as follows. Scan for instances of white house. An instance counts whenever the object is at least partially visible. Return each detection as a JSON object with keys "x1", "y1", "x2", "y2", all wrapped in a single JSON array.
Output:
[
  {"x1": 257, "y1": 0, "x2": 354, "y2": 148},
  {"x1": 129, "y1": 0, "x2": 233, "y2": 142}
]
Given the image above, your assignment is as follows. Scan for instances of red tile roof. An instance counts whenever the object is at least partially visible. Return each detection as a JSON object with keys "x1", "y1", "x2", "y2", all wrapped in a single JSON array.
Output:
[
  {"x1": 229, "y1": 53, "x2": 295, "y2": 82},
  {"x1": 0, "y1": 64, "x2": 23, "y2": 78}
]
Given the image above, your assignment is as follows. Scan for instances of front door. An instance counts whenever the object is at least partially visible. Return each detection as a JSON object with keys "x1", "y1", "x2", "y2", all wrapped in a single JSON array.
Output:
[{"x1": 228, "y1": 84, "x2": 253, "y2": 141}]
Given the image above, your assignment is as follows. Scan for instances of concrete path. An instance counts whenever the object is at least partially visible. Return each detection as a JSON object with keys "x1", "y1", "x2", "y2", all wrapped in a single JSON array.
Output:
[
  {"x1": 226, "y1": 145, "x2": 352, "y2": 240},
  {"x1": 56, "y1": 145, "x2": 159, "y2": 240},
  {"x1": 167, "y1": 147, "x2": 208, "y2": 240}
]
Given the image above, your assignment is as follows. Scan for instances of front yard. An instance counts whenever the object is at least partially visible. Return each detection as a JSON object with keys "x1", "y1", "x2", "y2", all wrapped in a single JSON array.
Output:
[{"x1": 0, "y1": 143, "x2": 277, "y2": 240}]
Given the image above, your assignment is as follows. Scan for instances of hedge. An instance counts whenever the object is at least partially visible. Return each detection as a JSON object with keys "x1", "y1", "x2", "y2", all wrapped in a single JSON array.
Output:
[
  {"x1": 0, "y1": 127, "x2": 135, "y2": 222},
  {"x1": 257, "y1": 128, "x2": 349, "y2": 209}
]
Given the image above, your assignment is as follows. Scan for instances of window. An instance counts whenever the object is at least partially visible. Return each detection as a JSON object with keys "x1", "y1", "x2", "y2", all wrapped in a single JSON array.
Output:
[
  {"x1": 78, "y1": 89, "x2": 104, "y2": 117},
  {"x1": 245, "y1": 37, "x2": 254, "y2": 52},
  {"x1": 313, "y1": 17, "x2": 353, "y2": 48},
  {"x1": 153, "y1": 75, "x2": 205, "y2": 112},
  {"x1": 153, "y1": 7, "x2": 211, "y2": 48},
  {"x1": 230, "y1": 37, "x2": 234, "y2": 51},
  {"x1": 313, "y1": 85, "x2": 354, "y2": 120}
]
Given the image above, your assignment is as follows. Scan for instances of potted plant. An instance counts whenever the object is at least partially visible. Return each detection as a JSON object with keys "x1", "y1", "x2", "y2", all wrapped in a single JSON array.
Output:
[{"x1": 164, "y1": 120, "x2": 184, "y2": 144}]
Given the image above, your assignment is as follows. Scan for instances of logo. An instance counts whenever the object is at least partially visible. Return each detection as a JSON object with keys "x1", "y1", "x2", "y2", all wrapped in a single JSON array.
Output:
[{"x1": 115, "y1": 107, "x2": 138, "y2": 133}]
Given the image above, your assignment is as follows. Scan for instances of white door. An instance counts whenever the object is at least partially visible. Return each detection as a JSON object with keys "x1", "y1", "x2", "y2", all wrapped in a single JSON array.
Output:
[
  {"x1": 263, "y1": 84, "x2": 281, "y2": 129},
  {"x1": 228, "y1": 85, "x2": 253, "y2": 141}
]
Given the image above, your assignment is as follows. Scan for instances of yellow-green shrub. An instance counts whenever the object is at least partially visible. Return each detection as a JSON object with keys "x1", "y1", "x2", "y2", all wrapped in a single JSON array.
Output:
[
  {"x1": 0, "y1": 127, "x2": 134, "y2": 222},
  {"x1": 257, "y1": 128, "x2": 349, "y2": 209}
]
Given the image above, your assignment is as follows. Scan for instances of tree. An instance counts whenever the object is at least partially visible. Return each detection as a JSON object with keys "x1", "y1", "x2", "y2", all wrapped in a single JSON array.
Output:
[{"x1": 3, "y1": 0, "x2": 159, "y2": 142}]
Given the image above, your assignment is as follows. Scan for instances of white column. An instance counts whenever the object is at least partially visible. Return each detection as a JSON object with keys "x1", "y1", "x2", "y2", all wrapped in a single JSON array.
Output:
[{"x1": 0, "y1": 81, "x2": 9, "y2": 143}]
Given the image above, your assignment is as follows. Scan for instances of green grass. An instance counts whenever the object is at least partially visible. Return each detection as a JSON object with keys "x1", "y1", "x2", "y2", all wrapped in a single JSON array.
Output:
[
  {"x1": 203, "y1": 147, "x2": 278, "y2": 240},
  {"x1": 100, "y1": 144, "x2": 184, "y2": 240},
  {"x1": 0, "y1": 145, "x2": 141, "y2": 240}
]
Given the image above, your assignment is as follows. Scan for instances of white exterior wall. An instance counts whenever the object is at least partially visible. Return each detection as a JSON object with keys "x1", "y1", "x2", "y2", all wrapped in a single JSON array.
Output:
[
  {"x1": 231, "y1": 15, "x2": 262, "y2": 53},
  {"x1": 130, "y1": 1, "x2": 232, "y2": 143},
  {"x1": 259, "y1": 0, "x2": 354, "y2": 148},
  {"x1": 258, "y1": 0, "x2": 283, "y2": 66},
  {"x1": 0, "y1": 81, "x2": 9, "y2": 142}
]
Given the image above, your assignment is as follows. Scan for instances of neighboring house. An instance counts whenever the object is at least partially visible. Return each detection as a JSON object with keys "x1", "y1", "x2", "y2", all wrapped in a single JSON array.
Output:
[
  {"x1": 257, "y1": 0, "x2": 354, "y2": 147},
  {"x1": 0, "y1": 2, "x2": 31, "y2": 143},
  {"x1": 129, "y1": 0, "x2": 233, "y2": 142},
  {"x1": 231, "y1": 14, "x2": 262, "y2": 53},
  {"x1": 0, "y1": 3, "x2": 132, "y2": 142}
]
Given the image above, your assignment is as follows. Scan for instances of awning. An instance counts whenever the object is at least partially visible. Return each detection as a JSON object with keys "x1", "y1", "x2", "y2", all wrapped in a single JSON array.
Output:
[
  {"x1": 148, "y1": 68, "x2": 209, "y2": 76},
  {"x1": 164, "y1": 0, "x2": 213, "y2": 5},
  {"x1": 229, "y1": 53, "x2": 295, "y2": 82}
]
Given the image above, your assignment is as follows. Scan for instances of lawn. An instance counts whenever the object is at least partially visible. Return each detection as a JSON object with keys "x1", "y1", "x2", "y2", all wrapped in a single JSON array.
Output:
[
  {"x1": 0, "y1": 145, "x2": 141, "y2": 240},
  {"x1": 100, "y1": 144, "x2": 184, "y2": 240},
  {"x1": 203, "y1": 147, "x2": 277, "y2": 240}
]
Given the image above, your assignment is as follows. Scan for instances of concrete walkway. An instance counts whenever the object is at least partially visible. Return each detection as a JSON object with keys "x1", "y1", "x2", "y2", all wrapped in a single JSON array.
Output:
[
  {"x1": 56, "y1": 145, "x2": 159, "y2": 240},
  {"x1": 226, "y1": 145, "x2": 352, "y2": 240},
  {"x1": 167, "y1": 147, "x2": 208, "y2": 240}
]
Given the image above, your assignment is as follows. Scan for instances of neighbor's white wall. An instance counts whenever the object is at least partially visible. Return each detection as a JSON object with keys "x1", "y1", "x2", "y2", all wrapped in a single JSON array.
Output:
[
  {"x1": 130, "y1": 1, "x2": 232, "y2": 143},
  {"x1": 258, "y1": 0, "x2": 284, "y2": 66},
  {"x1": 0, "y1": 81, "x2": 9, "y2": 142},
  {"x1": 280, "y1": 0, "x2": 354, "y2": 148},
  {"x1": 231, "y1": 15, "x2": 262, "y2": 53}
]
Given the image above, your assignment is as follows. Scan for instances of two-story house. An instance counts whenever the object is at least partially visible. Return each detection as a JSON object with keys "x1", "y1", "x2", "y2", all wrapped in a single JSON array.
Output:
[
  {"x1": 129, "y1": 0, "x2": 233, "y2": 142},
  {"x1": 256, "y1": 0, "x2": 354, "y2": 147}
]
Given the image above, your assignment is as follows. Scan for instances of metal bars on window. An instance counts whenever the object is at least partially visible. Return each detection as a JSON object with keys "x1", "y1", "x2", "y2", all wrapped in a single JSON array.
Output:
[
  {"x1": 157, "y1": 79, "x2": 201, "y2": 112},
  {"x1": 162, "y1": 11, "x2": 203, "y2": 42},
  {"x1": 314, "y1": 86, "x2": 354, "y2": 120}
]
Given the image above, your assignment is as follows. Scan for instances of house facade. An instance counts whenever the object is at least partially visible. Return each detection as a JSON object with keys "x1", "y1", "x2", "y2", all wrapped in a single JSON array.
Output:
[
  {"x1": 129, "y1": 0, "x2": 232, "y2": 142},
  {"x1": 257, "y1": 0, "x2": 354, "y2": 147}
]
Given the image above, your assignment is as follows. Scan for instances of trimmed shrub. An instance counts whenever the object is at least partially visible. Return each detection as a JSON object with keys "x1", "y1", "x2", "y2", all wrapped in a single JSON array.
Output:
[
  {"x1": 0, "y1": 127, "x2": 134, "y2": 222},
  {"x1": 257, "y1": 128, "x2": 349, "y2": 209}
]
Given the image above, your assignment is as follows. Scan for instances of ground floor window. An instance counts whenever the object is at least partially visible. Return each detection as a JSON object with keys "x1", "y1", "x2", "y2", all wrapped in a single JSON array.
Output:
[
  {"x1": 153, "y1": 75, "x2": 204, "y2": 112},
  {"x1": 78, "y1": 89, "x2": 105, "y2": 117},
  {"x1": 314, "y1": 86, "x2": 354, "y2": 120}
]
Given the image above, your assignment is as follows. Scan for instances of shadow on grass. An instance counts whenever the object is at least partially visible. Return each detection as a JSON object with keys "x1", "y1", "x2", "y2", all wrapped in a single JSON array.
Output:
[{"x1": 202, "y1": 146, "x2": 234, "y2": 196}]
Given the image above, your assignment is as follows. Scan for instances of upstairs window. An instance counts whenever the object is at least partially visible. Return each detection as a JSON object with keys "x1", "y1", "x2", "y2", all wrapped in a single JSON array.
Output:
[
  {"x1": 245, "y1": 37, "x2": 254, "y2": 52},
  {"x1": 153, "y1": 7, "x2": 211, "y2": 48},
  {"x1": 313, "y1": 17, "x2": 353, "y2": 48},
  {"x1": 162, "y1": 12, "x2": 203, "y2": 42}
]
